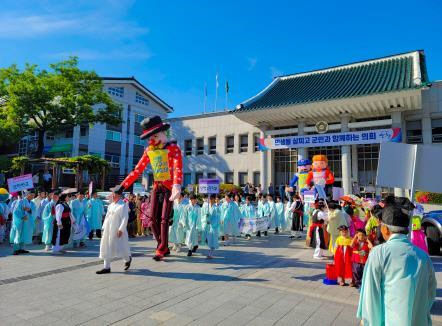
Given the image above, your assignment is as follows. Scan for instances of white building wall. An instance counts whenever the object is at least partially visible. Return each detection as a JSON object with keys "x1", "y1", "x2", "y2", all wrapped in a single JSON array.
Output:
[
  {"x1": 87, "y1": 123, "x2": 106, "y2": 157},
  {"x1": 169, "y1": 112, "x2": 261, "y2": 185}
]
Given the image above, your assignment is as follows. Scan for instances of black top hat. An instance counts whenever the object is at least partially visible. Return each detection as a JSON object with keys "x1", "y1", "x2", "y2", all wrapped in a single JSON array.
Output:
[{"x1": 140, "y1": 115, "x2": 170, "y2": 140}]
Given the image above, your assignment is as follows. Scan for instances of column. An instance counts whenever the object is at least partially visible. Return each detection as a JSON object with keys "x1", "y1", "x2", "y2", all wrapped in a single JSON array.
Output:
[
  {"x1": 391, "y1": 111, "x2": 406, "y2": 197},
  {"x1": 351, "y1": 145, "x2": 358, "y2": 182},
  {"x1": 127, "y1": 107, "x2": 135, "y2": 173},
  {"x1": 297, "y1": 121, "x2": 307, "y2": 161},
  {"x1": 422, "y1": 115, "x2": 432, "y2": 144},
  {"x1": 119, "y1": 104, "x2": 128, "y2": 176},
  {"x1": 259, "y1": 127, "x2": 267, "y2": 189},
  {"x1": 72, "y1": 126, "x2": 80, "y2": 157},
  {"x1": 341, "y1": 116, "x2": 352, "y2": 195}
]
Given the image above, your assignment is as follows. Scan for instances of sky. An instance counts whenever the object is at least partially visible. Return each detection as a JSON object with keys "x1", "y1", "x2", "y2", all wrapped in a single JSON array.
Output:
[{"x1": 1, "y1": 0, "x2": 442, "y2": 117}]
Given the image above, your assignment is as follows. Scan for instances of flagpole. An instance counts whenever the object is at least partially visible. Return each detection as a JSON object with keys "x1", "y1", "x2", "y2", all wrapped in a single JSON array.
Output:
[
  {"x1": 215, "y1": 73, "x2": 218, "y2": 112},
  {"x1": 225, "y1": 80, "x2": 229, "y2": 111},
  {"x1": 203, "y1": 82, "x2": 207, "y2": 114}
]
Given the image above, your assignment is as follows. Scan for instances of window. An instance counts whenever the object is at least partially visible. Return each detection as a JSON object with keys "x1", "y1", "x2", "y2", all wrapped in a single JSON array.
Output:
[
  {"x1": 80, "y1": 126, "x2": 87, "y2": 137},
  {"x1": 46, "y1": 133, "x2": 54, "y2": 141},
  {"x1": 208, "y1": 137, "x2": 216, "y2": 154},
  {"x1": 239, "y1": 134, "x2": 248, "y2": 153},
  {"x1": 135, "y1": 113, "x2": 146, "y2": 124},
  {"x1": 134, "y1": 135, "x2": 144, "y2": 146},
  {"x1": 108, "y1": 87, "x2": 124, "y2": 98},
  {"x1": 196, "y1": 138, "x2": 204, "y2": 155},
  {"x1": 184, "y1": 139, "x2": 192, "y2": 156},
  {"x1": 224, "y1": 172, "x2": 234, "y2": 184},
  {"x1": 254, "y1": 133, "x2": 260, "y2": 152},
  {"x1": 104, "y1": 154, "x2": 120, "y2": 167},
  {"x1": 357, "y1": 144, "x2": 380, "y2": 187},
  {"x1": 106, "y1": 130, "x2": 122, "y2": 142},
  {"x1": 132, "y1": 156, "x2": 141, "y2": 168},
  {"x1": 238, "y1": 172, "x2": 248, "y2": 187},
  {"x1": 406, "y1": 120, "x2": 422, "y2": 144},
  {"x1": 225, "y1": 136, "x2": 234, "y2": 154},
  {"x1": 65, "y1": 128, "x2": 73, "y2": 138},
  {"x1": 207, "y1": 172, "x2": 217, "y2": 179},
  {"x1": 274, "y1": 148, "x2": 298, "y2": 185},
  {"x1": 183, "y1": 173, "x2": 192, "y2": 187},
  {"x1": 196, "y1": 173, "x2": 204, "y2": 184},
  {"x1": 253, "y1": 172, "x2": 260, "y2": 186},
  {"x1": 432, "y1": 119, "x2": 442, "y2": 143},
  {"x1": 136, "y1": 92, "x2": 149, "y2": 106}
]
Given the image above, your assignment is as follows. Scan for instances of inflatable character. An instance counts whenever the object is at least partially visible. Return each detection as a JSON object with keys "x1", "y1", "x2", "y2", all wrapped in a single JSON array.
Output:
[
  {"x1": 0, "y1": 188, "x2": 9, "y2": 243},
  {"x1": 289, "y1": 159, "x2": 311, "y2": 196},
  {"x1": 305, "y1": 155, "x2": 334, "y2": 197},
  {"x1": 121, "y1": 116, "x2": 183, "y2": 261}
]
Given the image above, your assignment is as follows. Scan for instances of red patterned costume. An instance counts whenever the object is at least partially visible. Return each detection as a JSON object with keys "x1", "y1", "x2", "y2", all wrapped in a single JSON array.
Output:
[
  {"x1": 121, "y1": 116, "x2": 182, "y2": 260},
  {"x1": 305, "y1": 155, "x2": 334, "y2": 198},
  {"x1": 334, "y1": 235, "x2": 353, "y2": 284}
]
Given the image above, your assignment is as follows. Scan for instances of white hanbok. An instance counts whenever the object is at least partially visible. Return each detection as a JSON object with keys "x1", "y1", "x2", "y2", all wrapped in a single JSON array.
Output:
[{"x1": 99, "y1": 199, "x2": 131, "y2": 262}]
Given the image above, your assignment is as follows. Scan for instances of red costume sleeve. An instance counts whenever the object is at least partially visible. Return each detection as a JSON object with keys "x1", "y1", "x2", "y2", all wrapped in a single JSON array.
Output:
[
  {"x1": 305, "y1": 171, "x2": 313, "y2": 186},
  {"x1": 168, "y1": 144, "x2": 183, "y2": 185},
  {"x1": 121, "y1": 151, "x2": 150, "y2": 189},
  {"x1": 325, "y1": 168, "x2": 335, "y2": 185}
]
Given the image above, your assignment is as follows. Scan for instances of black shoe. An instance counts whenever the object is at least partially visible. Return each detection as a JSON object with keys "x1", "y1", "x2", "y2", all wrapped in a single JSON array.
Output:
[
  {"x1": 164, "y1": 248, "x2": 171, "y2": 257},
  {"x1": 96, "y1": 268, "x2": 111, "y2": 274},
  {"x1": 245, "y1": 235, "x2": 251, "y2": 240},
  {"x1": 187, "y1": 250, "x2": 192, "y2": 257},
  {"x1": 192, "y1": 245, "x2": 198, "y2": 253},
  {"x1": 221, "y1": 236, "x2": 225, "y2": 241},
  {"x1": 275, "y1": 228, "x2": 279, "y2": 234},
  {"x1": 153, "y1": 255, "x2": 162, "y2": 261},
  {"x1": 18, "y1": 249, "x2": 30, "y2": 254},
  {"x1": 124, "y1": 257, "x2": 132, "y2": 271},
  {"x1": 264, "y1": 231, "x2": 268, "y2": 236},
  {"x1": 13, "y1": 250, "x2": 20, "y2": 255},
  {"x1": 256, "y1": 231, "x2": 261, "y2": 237}
]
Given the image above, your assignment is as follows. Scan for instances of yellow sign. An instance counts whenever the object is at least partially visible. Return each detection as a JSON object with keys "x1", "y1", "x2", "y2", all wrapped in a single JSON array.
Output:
[{"x1": 148, "y1": 149, "x2": 171, "y2": 182}]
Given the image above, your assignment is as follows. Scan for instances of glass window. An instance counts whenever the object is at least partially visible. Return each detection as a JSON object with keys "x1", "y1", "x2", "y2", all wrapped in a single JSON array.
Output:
[
  {"x1": 208, "y1": 137, "x2": 216, "y2": 154},
  {"x1": 406, "y1": 120, "x2": 422, "y2": 144},
  {"x1": 196, "y1": 173, "x2": 204, "y2": 184},
  {"x1": 106, "y1": 130, "x2": 122, "y2": 142},
  {"x1": 108, "y1": 87, "x2": 124, "y2": 98},
  {"x1": 253, "y1": 133, "x2": 260, "y2": 152},
  {"x1": 224, "y1": 172, "x2": 234, "y2": 184},
  {"x1": 357, "y1": 144, "x2": 380, "y2": 187},
  {"x1": 184, "y1": 139, "x2": 192, "y2": 156},
  {"x1": 253, "y1": 172, "x2": 260, "y2": 186},
  {"x1": 239, "y1": 134, "x2": 248, "y2": 153},
  {"x1": 196, "y1": 138, "x2": 204, "y2": 155},
  {"x1": 104, "y1": 154, "x2": 120, "y2": 167},
  {"x1": 274, "y1": 148, "x2": 298, "y2": 185},
  {"x1": 135, "y1": 113, "x2": 146, "y2": 124},
  {"x1": 238, "y1": 172, "x2": 248, "y2": 187},
  {"x1": 80, "y1": 126, "x2": 87, "y2": 137},
  {"x1": 136, "y1": 92, "x2": 150, "y2": 106},
  {"x1": 207, "y1": 172, "x2": 217, "y2": 179},
  {"x1": 225, "y1": 136, "x2": 234, "y2": 154},
  {"x1": 46, "y1": 133, "x2": 54, "y2": 141},
  {"x1": 134, "y1": 135, "x2": 144, "y2": 146},
  {"x1": 65, "y1": 128, "x2": 73, "y2": 138},
  {"x1": 183, "y1": 173, "x2": 192, "y2": 187},
  {"x1": 432, "y1": 119, "x2": 442, "y2": 143}
]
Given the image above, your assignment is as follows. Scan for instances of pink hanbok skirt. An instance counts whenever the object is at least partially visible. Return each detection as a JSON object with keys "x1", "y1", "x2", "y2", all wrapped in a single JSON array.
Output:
[{"x1": 411, "y1": 229, "x2": 428, "y2": 254}]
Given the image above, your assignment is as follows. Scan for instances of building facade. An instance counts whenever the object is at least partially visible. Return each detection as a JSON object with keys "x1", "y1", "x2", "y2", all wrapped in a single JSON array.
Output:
[
  {"x1": 16, "y1": 77, "x2": 172, "y2": 186},
  {"x1": 169, "y1": 50, "x2": 442, "y2": 196}
]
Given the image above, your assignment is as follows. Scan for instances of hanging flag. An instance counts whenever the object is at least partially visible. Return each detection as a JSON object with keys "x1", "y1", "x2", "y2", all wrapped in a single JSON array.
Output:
[{"x1": 225, "y1": 81, "x2": 229, "y2": 94}]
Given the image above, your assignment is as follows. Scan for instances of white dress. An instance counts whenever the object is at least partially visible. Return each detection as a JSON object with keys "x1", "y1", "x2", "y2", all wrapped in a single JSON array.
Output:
[{"x1": 99, "y1": 199, "x2": 131, "y2": 260}]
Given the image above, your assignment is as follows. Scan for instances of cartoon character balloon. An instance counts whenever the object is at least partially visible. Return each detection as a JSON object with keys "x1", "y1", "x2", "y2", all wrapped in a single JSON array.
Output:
[{"x1": 305, "y1": 155, "x2": 335, "y2": 196}]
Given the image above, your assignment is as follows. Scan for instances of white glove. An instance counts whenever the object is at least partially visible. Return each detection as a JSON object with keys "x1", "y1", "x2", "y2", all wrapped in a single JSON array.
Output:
[{"x1": 169, "y1": 184, "x2": 181, "y2": 201}]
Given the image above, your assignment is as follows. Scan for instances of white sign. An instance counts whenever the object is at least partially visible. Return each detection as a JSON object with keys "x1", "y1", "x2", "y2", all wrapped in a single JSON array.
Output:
[
  {"x1": 264, "y1": 128, "x2": 402, "y2": 149},
  {"x1": 62, "y1": 168, "x2": 76, "y2": 174},
  {"x1": 7, "y1": 174, "x2": 34, "y2": 192},
  {"x1": 198, "y1": 179, "x2": 220, "y2": 194},
  {"x1": 332, "y1": 187, "x2": 344, "y2": 201},
  {"x1": 376, "y1": 142, "x2": 442, "y2": 194},
  {"x1": 239, "y1": 216, "x2": 270, "y2": 234},
  {"x1": 88, "y1": 181, "x2": 93, "y2": 196},
  {"x1": 303, "y1": 190, "x2": 316, "y2": 203},
  {"x1": 132, "y1": 182, "x2": 145, "y2": 195}
]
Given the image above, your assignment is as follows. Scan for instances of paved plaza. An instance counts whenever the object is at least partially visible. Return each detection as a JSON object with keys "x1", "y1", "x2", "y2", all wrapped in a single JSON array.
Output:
[{"x1": 0, "y1": 234, "x2": 441, "y2": 326}]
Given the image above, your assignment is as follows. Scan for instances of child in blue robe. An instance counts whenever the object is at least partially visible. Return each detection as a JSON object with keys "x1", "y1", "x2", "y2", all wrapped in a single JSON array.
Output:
[
  {"x1": 169, "y1": 193, "x2": 186, "y2": 252},
  {"x1": 184, "y1": 194, "x2": 201, "y2": 256},
  {"x1": 201, "y1": 194, "x2": 220, "y2": 259}
]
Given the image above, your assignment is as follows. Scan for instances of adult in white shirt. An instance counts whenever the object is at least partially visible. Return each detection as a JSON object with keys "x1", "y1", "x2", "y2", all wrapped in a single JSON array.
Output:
[{"x1": 96, "y1": 185, "x2": 132, "y2": 274}]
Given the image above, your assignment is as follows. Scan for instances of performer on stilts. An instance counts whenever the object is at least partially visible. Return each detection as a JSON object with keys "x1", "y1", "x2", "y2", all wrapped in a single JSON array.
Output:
[{"x1": 120, "y1": 116, "x2": 183, "y2": 261}]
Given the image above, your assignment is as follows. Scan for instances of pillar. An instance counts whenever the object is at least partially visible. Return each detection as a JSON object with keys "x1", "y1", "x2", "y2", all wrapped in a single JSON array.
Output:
[
  {"x1": 119, "y1": 104, "x2": 128, "y2": 176},
  {"x1": 297, "y1": 120, "x2": 307, "y2": 161},
  {"x1": 72, "y1": 126, "x2": 80, "y2": 157},
  {"x1": 422, "y1": 115, "x2": 432, "y2": 144},
  {"x1": 351, "y1": 145, "x2": 358, "y2": 182},
  {"x1": 341, "y1": 116, "x2": 352, "y2": 195},
  {"x1": 259, "y1": 127, "x2": 268, "y2": 189},
  {"x1": 391, "y1": 111, "x2": 406, "y2": 197}
]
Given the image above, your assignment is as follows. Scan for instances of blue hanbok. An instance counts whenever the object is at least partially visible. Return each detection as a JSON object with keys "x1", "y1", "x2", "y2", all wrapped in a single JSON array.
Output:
[
  {"x1": 184, "y1": 203, "x2": 201, "y2": 249},
  {"x1": 86, "y1": 198, "x2": 104, "y2": 230},
  {"x1": 220, "y1": 201, "x2": 240, "y2": 236},
  {"x1": 9, "y1": 198, "x2": 34, "y2": 250},
  {"x1": 275, "y1": 202, "x2": 285, "y2": 230},
  {"x1": 268, "y1": 200, "x2": 277, "y2": 228},
  {"x1": 41, "y1": 200, "x2": 56, "y2": 245},
  {"x1": 240, "y1": 204, "x2": 256, "y2": 219},
  {"x1": 70, "y1": 198, "x2": 87, "y2": 242},
  {"x1": 169, "y1": 201, "x2": 186, "y2": 245},
  {"x1": 257, "y1": 200, "x2": 270, "y2": 217},
  {"x1": 201, "y1": 203, "x2": 220, "y2": 250}
]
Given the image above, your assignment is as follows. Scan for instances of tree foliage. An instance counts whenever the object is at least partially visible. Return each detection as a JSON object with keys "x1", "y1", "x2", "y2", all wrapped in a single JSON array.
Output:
[
  {"x1": 62, "y1": 154, "x2": 110, "y2": 174},
  {"x1": 0, "y1": 57, "x2": 122, "y2": 156}
]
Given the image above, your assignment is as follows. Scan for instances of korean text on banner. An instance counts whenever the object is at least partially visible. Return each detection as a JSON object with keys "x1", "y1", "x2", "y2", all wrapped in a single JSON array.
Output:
[
  {"x1": 198, "y1": 179, "x2": 220, "y2": 194},
  {"x1": 7, "y1": 174, "x2": 34, "y2": 192},
  {"x1": 303, "y1": 190, "x2": 316, "y2": 203}
]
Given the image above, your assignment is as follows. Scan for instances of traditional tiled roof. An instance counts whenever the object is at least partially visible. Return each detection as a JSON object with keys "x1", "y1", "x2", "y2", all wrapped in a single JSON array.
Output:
[{"x1": 235, "y1": 50, "x2": 429, "y2": 112}]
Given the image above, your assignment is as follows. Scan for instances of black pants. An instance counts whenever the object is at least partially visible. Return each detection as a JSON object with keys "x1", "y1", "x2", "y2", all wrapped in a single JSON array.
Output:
[
  {"x1": 51, "y1": 218, "x2": 71, "y2": 246},
  {"x1": 352, "y1": 262, "x2": 365, "y2": 287},
  {"x1": 89, "y1": 229, "x2": 102, "y2": 239},
  {"x1": 291, "y1": 212, "x2": 303, "y2": 232}
]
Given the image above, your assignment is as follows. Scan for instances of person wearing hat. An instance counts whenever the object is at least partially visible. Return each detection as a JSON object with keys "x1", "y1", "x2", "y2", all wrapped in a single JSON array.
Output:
[
  {"x1": 86, "y1": 190, "x2": 104, "y2": 240},
  {"x1": 41, "y1": 190, "x2": 59, "y2": 251},
  {"x1": 357, "y1": 198, "x2": 436, "y2": 326},
  {"x1": 10, "y1": 190, "x2": 35, "y2": 255},
  {"x1": 120, "y1": 115, "x2": 183, "y2": 261},
  {"x1": 97, "y1": 185, "x2": 132, "y2": 274}
]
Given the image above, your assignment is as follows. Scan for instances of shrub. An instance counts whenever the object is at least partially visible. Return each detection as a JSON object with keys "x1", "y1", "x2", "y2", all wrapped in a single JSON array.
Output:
[{"x1": 416, "y1": 191, "x2": 442, "y2": 204}]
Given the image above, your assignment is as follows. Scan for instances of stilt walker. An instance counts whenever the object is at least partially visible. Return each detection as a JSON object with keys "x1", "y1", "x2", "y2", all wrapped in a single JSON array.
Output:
[{"x1": 121, "y1": 116, "x2": 182, "y2": 261}]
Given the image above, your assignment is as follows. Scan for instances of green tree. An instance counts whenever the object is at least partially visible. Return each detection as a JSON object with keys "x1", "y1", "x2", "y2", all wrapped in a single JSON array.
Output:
[{"x1": 0, "y1": 57, "x2": 121, "y2": 157}]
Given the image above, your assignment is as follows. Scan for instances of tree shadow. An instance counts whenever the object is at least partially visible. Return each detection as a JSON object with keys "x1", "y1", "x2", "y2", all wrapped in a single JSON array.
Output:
[
  {"x1": 118, "y1": 268, "x2": 268, "y2": 283},
  {"x1": 292, "y1": 273, "x2": 325, "y2": 282}
]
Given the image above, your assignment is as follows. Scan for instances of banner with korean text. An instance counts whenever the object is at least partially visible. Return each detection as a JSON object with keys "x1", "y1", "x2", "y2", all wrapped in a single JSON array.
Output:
[
  {"x1": 239, "y1": 216, "x2": 271, "y2": 234},
  {"x1": 7, "y1": 174, "x2": 34, "y2": 193},
  {"x1": 262, "y1": 128, "x2": 401, "y2": 150}
]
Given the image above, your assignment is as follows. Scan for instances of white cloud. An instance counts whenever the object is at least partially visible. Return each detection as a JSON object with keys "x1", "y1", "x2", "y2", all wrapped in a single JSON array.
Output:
[
  {"x1": 47, "y1": 47, "x2": 152, "y2": 61},
  {"x1": 270, "y1": 66, "x2": 283, "y2": 78},
  {"x1": 247, "y1": 57, "x2": 257, "y2": 71},
  {"x1": 0, "y1": 13, "x2": 148, "y2": 39}
]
